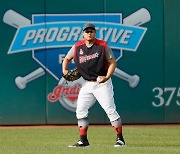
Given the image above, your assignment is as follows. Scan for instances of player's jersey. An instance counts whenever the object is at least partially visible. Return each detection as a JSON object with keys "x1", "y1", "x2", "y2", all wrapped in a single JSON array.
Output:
[{"x1": 73, "y1": 39, "x2": 109, "y2": 81}]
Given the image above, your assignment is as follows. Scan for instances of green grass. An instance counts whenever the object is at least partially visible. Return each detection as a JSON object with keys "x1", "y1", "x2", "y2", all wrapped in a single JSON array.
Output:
[{"x1": 0, "y1": 125, "x2": 180, "y2": 154}]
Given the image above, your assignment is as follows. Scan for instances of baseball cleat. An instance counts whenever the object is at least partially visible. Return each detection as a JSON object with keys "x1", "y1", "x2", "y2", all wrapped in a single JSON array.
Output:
[
  {"x1": 68, "y1": 140, "x2": 90, "y2": 147},
  {"x1": 114, "y1": 138, "x2": 125, "y2": 147}
]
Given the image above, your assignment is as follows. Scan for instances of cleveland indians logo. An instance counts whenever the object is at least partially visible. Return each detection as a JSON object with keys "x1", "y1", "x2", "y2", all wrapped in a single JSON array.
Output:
[{"x1": 3, "y1": 8, "x2": 151, "y2": 112}]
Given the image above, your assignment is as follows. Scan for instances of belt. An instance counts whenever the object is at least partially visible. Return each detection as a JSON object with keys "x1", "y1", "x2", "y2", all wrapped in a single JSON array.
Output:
[{"x1": 87, "y1": 79, "x2": 97, "y2": 82}]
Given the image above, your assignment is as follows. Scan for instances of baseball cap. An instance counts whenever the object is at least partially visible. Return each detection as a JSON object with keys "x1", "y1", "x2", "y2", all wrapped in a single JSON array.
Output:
[{"x1": 83, "y1": 23, "x2": 96, "y2": 31}]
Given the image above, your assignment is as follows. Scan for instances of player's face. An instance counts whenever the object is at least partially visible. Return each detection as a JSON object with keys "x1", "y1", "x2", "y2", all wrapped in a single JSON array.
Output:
[{"x1": 83, "y1": 28, "x2": 96, "y2": 42}]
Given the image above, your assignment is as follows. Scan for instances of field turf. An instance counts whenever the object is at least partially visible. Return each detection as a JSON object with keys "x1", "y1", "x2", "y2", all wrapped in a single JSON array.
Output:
[{"x1": 0, "y1": 125, "x2": 179, "y2": 154}]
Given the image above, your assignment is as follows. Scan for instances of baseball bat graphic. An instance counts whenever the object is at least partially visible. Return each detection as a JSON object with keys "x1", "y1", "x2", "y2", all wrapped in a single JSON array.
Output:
[
  {"x1": 113, "y1": 8, "x2": 151, "y2": 87},
  {"x1": 3, "y1": 9, "x2": 31, "y2": 28},
  {"x1": 3, "y1": 8, "x2": 150, "y2": 89},
  {"x1": 3, "y1": 9, "x2": 45, "y2": 89},
  {"x1": 114, "y1": 68, "x2": 139, "y2": 88},
  {"x1": 123, "y1": 8, "x2": 151, "y2": 26},
  {"x1": 15, "y1": 68, "x2": 45, "y2": 89}
]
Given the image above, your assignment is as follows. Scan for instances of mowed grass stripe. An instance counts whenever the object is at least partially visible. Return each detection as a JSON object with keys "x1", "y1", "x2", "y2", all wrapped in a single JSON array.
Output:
[{"x1": 0, "y1": 125, "x2": 179, "y2": 154}]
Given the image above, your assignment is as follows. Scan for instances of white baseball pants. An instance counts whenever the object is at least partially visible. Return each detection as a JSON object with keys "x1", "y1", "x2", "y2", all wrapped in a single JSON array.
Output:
[{"x1": 76, "y1": 78, "x2": 120, "y2": 122}]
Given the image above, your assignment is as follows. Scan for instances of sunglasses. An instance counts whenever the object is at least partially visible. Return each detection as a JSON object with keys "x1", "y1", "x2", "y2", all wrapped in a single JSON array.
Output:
[{"x1": 84, "y1": 30, "x2": 94, "y2": 33}]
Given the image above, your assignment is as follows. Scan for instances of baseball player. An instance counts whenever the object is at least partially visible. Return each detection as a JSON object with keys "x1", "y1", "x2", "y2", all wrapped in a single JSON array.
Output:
[{"x1": 62, "y1": 23, "x2": 125, "y2": 147}]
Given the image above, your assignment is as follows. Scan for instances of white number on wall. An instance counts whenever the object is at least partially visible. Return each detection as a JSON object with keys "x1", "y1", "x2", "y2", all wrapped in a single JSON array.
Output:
[{"x1": 152, "y1": 87, "x2": 180, "y2": 107}]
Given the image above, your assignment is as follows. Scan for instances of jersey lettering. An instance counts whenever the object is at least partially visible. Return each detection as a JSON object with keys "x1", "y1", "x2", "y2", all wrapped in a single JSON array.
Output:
[{"x1": 79, "y1": 52, "x2": 99, "y2": 64}]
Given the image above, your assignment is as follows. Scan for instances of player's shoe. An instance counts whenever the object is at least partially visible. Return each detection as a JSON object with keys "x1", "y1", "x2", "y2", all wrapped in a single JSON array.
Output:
[
  {"x1": 114, "y1": 138, "x2": 125, "y2": 147},
  {"x1": 68, "y1": 140, "x2": 90, "y2": 147}
]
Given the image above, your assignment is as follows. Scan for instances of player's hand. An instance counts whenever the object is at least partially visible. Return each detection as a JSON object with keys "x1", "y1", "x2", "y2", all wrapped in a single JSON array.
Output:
[{"x1": 97, "y1": 76, "x2": 109, "y2": 83}]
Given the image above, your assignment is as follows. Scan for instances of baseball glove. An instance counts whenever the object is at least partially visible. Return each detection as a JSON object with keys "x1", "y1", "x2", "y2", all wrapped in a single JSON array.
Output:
[{"x1": 63, "y1": 67, "x2": 81, "y2": 81}]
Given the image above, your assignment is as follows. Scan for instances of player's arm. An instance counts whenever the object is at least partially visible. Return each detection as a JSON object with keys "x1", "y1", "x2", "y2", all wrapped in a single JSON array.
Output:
[
  {"x1": 106, "y1": 56, "x2": 116, "y2": 79},
  {"x1": 62, "y1": 55, "x2": 72, "y2": 75},
  {"x1": 98, "y1": 45, "x2": 116, "y2": 83},
  {"x1": 98, "y1": 57, "x2": 116, "y2": 83},
  {"x1": 62, "y1": 45, "x2": 74, "y2": 75}
]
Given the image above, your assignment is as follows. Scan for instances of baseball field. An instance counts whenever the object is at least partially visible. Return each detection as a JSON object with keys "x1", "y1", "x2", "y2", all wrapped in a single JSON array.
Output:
[{"x1": 0, "y1": 125, "x2": 179, "y2": 154}]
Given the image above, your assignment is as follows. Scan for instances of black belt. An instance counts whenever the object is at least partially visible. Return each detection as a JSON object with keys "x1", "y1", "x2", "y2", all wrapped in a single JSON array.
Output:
[{"x1": 87, "y1": 79, "x2": 97, "y2": 82}]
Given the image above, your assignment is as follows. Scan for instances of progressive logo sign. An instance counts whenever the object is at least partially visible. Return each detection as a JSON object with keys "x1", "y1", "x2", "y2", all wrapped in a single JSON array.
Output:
[{"x1": 5, "y1": 9, "x2": 150, "y2": 112}]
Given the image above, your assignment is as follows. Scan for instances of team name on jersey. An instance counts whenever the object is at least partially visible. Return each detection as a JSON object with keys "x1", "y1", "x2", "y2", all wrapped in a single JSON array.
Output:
[{"x1": 79, "y1": 52, "x2": 99, "y2": 64}]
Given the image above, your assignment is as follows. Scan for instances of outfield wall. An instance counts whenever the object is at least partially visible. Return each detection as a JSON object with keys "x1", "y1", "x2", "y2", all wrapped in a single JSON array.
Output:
[{"x1": 0, "y1": 0, "x2": 179, "y2": 125}]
